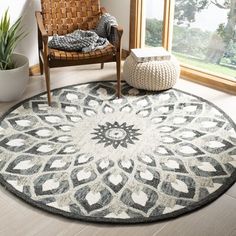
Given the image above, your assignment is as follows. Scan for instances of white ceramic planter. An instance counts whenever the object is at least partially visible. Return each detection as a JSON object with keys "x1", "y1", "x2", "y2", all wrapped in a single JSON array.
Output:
[{"x1": 0, "y1": 53, "x2": 29, "y2": 102}]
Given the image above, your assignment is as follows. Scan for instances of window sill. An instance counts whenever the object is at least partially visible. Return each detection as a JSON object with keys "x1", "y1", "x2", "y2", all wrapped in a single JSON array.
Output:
[{"x1": 180, "y1": 65, "x2": 236, "y2": 95}]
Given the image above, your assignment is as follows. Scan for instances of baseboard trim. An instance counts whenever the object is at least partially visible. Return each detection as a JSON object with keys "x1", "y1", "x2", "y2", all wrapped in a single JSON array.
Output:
[{"x1": 29, "y1": 64, "x2": 40, "y2": 76}]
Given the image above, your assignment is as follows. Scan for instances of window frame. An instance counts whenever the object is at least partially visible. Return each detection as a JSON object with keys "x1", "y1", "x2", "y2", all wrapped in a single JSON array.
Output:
[{"x1": 130, "y1": 0, "x2": 236, "y2": 95}]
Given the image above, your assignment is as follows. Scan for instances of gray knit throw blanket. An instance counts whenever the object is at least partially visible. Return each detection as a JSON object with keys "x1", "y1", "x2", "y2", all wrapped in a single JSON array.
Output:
[{"x1": 48, "y1": 13, "x2": 118, "y2": 53}]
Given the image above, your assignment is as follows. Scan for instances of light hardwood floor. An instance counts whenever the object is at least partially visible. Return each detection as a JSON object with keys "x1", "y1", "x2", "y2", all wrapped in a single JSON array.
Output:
[{"x1": 0, "y1": 63, "x2": 235, "y2": 236}]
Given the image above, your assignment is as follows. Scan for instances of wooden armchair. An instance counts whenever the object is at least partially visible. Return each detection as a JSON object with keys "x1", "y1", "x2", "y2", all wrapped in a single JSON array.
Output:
[{"x1": 36, "y1": 0, "x2": 123, "y2": 106}]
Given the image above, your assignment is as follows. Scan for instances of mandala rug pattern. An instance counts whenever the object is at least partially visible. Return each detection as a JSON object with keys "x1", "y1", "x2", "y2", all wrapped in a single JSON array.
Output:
[{"x1": 0, "y1": 82, "x2": 235, "y2": 223}]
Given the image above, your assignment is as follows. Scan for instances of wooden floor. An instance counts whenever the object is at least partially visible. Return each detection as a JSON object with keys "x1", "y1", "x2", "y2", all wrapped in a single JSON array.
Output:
[{"x1": 0, "y1": 63, "x2": 236, "y2": 236}]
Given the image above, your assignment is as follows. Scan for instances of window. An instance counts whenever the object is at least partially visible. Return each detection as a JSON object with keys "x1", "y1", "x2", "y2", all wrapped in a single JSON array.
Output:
[
  {"x1": 143, "y1": 0, "x2": 164, "y2": 48},
  {"x1": 130, "y1": 0, "x2": 236, "y2": 94},
  {"x1": 172, "y1": 0, "x2": 236, "y2": 81}
]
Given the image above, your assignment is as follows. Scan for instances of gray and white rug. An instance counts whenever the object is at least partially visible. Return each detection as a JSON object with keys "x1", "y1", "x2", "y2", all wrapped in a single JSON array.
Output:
[{"x1": 0, "y1": 81, "x2": 235, "y2": 223}]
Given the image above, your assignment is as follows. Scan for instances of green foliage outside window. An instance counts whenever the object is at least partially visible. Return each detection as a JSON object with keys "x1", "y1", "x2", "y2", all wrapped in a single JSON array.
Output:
[{"x1": 145, "y1": 0, "x2": 236, "y2": 78}]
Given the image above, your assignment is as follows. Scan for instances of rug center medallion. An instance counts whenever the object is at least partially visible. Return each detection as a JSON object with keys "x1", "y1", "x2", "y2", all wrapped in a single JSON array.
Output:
[{"x1": 91, "y1": 121, "x2": 141, "y2": 149}]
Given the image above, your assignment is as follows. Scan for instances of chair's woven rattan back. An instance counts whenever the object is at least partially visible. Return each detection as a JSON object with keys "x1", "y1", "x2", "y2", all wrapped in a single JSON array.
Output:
[{"x1": 41, "y1": 0, "x2": 100, "y2": 36}]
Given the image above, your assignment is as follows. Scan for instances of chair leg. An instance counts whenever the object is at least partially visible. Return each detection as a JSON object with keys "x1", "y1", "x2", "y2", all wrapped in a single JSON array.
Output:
[
  {"x1": 101, "y1": 63, "x2": 104, "y2": 69},
  {"x1": 116, "y1": 55, "x2": 121, "y2": 98},
  {"x1": 39, "y1": 52, "x2": 43, "y2": 75},
  {"x1": 44, "y1": 59, "x2": 51, "y2": 106}
]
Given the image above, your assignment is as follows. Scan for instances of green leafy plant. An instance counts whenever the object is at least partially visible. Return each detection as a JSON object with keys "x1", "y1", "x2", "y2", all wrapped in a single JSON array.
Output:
[{"x1": 0, "y1": 9, "x2": 25, "y2": 70}]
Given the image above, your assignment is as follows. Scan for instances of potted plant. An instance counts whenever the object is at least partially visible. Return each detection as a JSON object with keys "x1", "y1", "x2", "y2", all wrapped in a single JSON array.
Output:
[{"x1": 0, "y1": 10, "x2": 29, "y2": 102}]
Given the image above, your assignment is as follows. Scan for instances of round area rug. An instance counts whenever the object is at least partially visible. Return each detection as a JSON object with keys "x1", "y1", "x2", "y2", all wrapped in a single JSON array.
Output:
[{"x1": 0, "y1": 81, "x2": 235, "y2": 224}]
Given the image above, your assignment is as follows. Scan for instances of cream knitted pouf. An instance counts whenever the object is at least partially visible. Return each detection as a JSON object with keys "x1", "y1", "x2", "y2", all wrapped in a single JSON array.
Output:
[{"x1": 123, "y1": 55, "x2": 180, "y2": 91}]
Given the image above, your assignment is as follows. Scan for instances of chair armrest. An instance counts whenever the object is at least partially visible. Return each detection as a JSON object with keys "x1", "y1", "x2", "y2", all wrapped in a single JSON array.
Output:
[
  {"x1": 110, "y1": 25, "x2": 123, "y2": 51},
  {"x1": 99, "y1": 7, "x2": 123, "y2": 51},
  {"x1": 35, "y1": 11, "x2": 48, "y2": 42},
  {"x1": 113, "y1": 26, "x2": 123, "y2": 39}
]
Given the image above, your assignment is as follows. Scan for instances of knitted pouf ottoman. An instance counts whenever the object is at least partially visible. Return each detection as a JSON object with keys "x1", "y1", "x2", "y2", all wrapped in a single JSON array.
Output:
[{"x1": 123, "y1": 54, "x2": 180, "y2": 91}]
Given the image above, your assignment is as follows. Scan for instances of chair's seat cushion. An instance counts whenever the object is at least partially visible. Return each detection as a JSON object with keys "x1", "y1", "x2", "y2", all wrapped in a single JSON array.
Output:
[{"x1": 49, "y1": 43, "x2": 116, "y2": 60}]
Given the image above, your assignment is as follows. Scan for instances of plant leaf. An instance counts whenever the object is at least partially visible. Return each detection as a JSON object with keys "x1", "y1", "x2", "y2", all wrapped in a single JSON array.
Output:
[{"x1": 0, "y1": 9, "x2": 26, "y2": 70}]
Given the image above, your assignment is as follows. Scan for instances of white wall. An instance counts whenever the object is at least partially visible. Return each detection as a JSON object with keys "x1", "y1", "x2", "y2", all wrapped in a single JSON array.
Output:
[
  {"x1": 0, "y1": 0, "x2": 41, "y2": 66},
  {"x1": 101, "y1": 0, "x2": 130, "y2": 50},
  {"x1": 0, "y1": 0, "x2": 130, "y2": 66}
]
